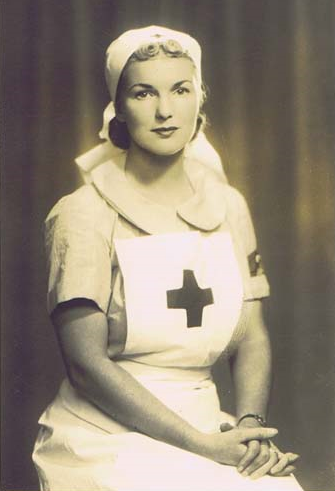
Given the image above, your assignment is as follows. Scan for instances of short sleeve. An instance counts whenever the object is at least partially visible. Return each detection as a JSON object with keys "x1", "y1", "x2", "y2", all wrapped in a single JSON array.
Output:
[
  {"x1": 225, "y1": 186, "x2": 270, "y2": 301},
  {"x1": 45, "y1": 185, "x2": 115, "y2": 315}
]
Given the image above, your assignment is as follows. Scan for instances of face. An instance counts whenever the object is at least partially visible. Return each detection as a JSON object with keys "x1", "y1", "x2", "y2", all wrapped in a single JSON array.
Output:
[{"x1": 116, "y1": 55, "x2": 200, "y2": 156}]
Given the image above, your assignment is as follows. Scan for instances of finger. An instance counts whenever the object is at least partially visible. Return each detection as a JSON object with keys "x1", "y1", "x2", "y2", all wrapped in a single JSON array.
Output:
[
  {"x1": 286, "y1": 452, "x2": 300, "y2": 463},
  {"x1": 269, "y1": 441, "x2": 299, "y2": 462},
  {"x1": 241, "y1": 442, "x2": 272, "y2": 476},
  {"x1": 238, "y1": 427, "x2": 278, "y2": 443},
  {"x1": 270, "y1": 452, "x2": 299, "y2": 476},
  {"x1": 268, "y1": 441, "x2": 281, "y2": 455},
  {"x1": 249, "y1": 451, "x2": 278, "y2": 480},
  {"x1": 237, "y1": 440, "x2": 260, "y2": 472},
  {"x1": 270, "y1": 454, "x2": 289, "y2": 474},
  {"x1": 271, "y1": 465, "x2": 297, "y2": 477}
]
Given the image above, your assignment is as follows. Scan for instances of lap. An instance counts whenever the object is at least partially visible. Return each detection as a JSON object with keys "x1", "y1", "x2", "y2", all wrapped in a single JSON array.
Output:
[{"x1": 32, "y1": 413, "x2": 303, "y2": 491}]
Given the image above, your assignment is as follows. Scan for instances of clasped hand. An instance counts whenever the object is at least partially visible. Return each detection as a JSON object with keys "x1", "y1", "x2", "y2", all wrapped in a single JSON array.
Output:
[{"x1": 219, "y1": 421, "x2": 299, "y2": 479}]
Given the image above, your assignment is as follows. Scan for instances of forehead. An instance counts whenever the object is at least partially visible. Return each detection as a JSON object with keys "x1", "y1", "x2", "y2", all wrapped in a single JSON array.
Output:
[{"x1": 123, "y1": 55, "x2": 196, "y2": 89}]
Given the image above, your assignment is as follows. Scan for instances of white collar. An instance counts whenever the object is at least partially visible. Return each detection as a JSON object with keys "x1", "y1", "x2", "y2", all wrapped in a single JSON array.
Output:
[{"x1": 76, "y1": 142, "x2": 227, "y2": 234}]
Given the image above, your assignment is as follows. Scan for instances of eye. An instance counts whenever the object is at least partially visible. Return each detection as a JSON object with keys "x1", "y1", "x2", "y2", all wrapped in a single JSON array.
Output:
[
  {"x1": 175, "y1": 87, "x2": 190, "y2": 95},
  {"x1": 134, "y1": 90, "x2": 154, "y2": 100}
]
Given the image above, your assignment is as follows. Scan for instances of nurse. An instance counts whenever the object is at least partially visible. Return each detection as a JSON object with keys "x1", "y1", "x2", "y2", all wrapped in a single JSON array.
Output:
[{"x1": 33, "y1": 26, "x2": 303, "y2": 491}]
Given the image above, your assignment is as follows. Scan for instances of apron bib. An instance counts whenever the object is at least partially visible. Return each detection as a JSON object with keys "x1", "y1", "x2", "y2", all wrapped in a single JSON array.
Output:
[{"x1": 114, "y1": 230, "x2": 244, "y2": 367}]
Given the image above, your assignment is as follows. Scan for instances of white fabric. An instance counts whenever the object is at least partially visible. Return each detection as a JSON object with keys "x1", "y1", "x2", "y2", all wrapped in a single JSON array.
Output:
[
  {"x1": 75, "y1": 135, "x2": 225, "y2": 184},
  {"x1": 114, "y1": 231, "x2": 243, "y2": 365},
  {"x1": 104, "y1": 25, "x2": 202, "y2": 102},
  {"x1": 44, "y1": 155, "x2": 270, "y2": 317},
  {"x1": 33, "y1": 393, "x2": 303, "y2": 491},
  {"x1": 33, "y1": 223, "x2": 301, "y2": 490}
]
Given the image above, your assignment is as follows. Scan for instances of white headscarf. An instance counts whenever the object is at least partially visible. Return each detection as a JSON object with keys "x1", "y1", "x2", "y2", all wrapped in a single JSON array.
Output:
[{"x1": 76, "y1": 25, "x2": 226, "y2": 182}]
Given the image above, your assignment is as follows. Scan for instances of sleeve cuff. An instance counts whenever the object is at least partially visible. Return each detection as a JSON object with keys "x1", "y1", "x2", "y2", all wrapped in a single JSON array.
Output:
[{"x1": 47, "y1": 282, "x2": 111, "y2": 316}]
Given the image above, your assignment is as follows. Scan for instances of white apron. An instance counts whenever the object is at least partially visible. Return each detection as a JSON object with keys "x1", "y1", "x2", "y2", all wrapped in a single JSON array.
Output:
[{"x1": 33, "y1": 230, "x2": 303, "y2": 491}]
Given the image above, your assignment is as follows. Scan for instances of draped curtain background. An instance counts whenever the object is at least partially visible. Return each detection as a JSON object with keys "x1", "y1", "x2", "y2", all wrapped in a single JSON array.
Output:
[{"x1": 2, "y1": 1, "x2": 334, "y2": 490}]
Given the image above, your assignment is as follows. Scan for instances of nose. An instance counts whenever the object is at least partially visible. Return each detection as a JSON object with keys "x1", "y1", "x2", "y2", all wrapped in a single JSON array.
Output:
[{"x1": 155, "y1": 95, "x2": 173, "y2": 121}]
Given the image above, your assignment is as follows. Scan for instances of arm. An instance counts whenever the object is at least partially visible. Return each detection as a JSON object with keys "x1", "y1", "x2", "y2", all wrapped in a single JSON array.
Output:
[
  {"x1": 53, "y1": 299, "x2": 278, "y2": 467},
  {"x1": 225, "y1": 188, "x2": 298, "y2": 477},
  {"x1": 229, "y1": 300, "x2": 299, "y2": 478},
  {"x1": 229, "y1": 300, "x2": 271, "y2": 422},
  {"x1": 228, "y1": 300, "x2": 274, "y2": 477}
]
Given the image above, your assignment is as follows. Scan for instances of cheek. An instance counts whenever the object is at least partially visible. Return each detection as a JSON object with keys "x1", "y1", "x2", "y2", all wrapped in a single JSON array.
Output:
[
  {"x1": 124, "y1": 102, "x2": 154, "y2": 131},
  {"x1": 179, "y1": 100, "x2": 199, "y2": 132},
  {"x1": 179, "y1": 95, "x2": 198, "y2": 119}
]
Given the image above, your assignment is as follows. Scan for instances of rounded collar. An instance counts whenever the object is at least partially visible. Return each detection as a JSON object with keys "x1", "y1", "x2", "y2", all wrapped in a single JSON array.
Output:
[{"x1": 90, "y1": 152, "x2": 227, "y2": 235}]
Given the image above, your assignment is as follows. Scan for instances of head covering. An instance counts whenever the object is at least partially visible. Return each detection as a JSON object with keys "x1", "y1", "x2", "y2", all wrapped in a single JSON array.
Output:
[
  {"x1": 105, "y1": 25, "x2": 202, "y2": 103},
  {"x1": 75, "y1": 25, "x2": 226, "y2": 181}
]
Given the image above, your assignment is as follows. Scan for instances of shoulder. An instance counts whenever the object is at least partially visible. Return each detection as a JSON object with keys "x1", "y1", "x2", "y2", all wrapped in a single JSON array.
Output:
[
  {"x1": 45, "y1": 184, "x2": 116, "y2": 244},
  {"x1": 44, "y1": 185, "x2": 115, "y2": 315},
  {"x1": 222, "y1": 185, "x2": 251, "y2": 220},
  {"x1": 184, "y1": 158, "x2": 252, "y2": 231},
  {"x1": 46, "y1": 184, "x2": 106, "y2": 222}
]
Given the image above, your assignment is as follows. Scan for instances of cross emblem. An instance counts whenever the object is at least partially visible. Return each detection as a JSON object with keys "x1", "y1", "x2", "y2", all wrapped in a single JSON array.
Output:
[{"x1": 166, "y1": 270, "x2": 214, "y2": 328}]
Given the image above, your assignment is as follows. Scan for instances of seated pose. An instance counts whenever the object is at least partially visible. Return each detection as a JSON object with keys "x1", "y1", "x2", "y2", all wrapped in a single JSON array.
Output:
[{"x1": 33, "y1": 25, "x2": 303, "y2": 491}]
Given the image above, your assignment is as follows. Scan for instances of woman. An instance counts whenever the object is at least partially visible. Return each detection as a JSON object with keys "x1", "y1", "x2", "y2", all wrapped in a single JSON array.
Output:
[{"x1": 33, "y1": 26, "x2": 303, "y2": 490}]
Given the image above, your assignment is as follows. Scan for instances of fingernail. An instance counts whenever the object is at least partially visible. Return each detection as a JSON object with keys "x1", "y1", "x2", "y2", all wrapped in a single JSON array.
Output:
[
  {"x1": 237, "y1": 467, "x2": 243, "y2": 472},
  {"x1": 242, "y1": 471, "x2": 249, "y2": 477}
]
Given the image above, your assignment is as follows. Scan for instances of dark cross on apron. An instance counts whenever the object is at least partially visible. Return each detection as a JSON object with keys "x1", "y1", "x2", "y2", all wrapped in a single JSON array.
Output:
[{"x1": 167, "y1": 269, "x2": 214, "y2": 328}]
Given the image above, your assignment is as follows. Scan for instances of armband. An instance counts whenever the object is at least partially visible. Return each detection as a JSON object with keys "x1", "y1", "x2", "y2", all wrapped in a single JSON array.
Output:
[{"x1": 248, "y1": 250, "x2": 264, "y2": 277}]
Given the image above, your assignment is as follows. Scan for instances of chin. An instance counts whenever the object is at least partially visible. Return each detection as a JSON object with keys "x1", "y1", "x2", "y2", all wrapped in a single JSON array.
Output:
[
  {"x1": 138, "y1": 140, "x2": 190, "y2": 157},
  {"x1": 152, "y1": 147, "x2": 185, "y2": 157}
]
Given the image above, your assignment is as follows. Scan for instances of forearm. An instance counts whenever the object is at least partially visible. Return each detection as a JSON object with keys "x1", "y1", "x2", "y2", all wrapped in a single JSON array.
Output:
[
  {"x1": 54, "y1": 301, "x2": 279, "y2": 468},
  {"x1": 229, "y1": 301, "x2": 272, "y2": 421},
  {"x1": 75, "y1": 358, "x2": 278, "y2": 468},
  {"x1": 73, "y1": 355, "x2": 205, "y2": 454},
  {"x1": 55, "y1": 303, "x2": 205, "y2": 457}
]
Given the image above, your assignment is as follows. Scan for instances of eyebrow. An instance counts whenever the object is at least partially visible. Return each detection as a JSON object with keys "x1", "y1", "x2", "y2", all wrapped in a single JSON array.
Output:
[{"x1": 128, "y1": 80, "x2": 192, "y2": 91}]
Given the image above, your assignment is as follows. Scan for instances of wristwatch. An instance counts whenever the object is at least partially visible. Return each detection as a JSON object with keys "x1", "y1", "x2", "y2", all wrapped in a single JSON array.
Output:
[{"x1": 237, "y1": 413, "x2": 267, "y2": 427}]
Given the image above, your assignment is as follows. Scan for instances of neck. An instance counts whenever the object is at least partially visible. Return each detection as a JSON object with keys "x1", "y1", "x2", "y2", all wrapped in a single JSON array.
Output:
[
  {"x1": 124, "y1": 142, "x2": 193, "y2": 207},
  {"x1": 125, "y1": 141, "x2": 185, "y2": 183}
]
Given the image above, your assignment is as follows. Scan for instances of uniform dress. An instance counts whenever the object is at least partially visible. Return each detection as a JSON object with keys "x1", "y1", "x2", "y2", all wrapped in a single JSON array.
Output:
[{"x1": 32, "y1": 152, "x2": 303, "y2": 491}]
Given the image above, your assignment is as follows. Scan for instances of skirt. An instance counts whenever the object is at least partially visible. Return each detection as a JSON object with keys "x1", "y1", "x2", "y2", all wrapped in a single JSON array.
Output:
[{"x1": 33, "y1": 368, "x2": 303, "y2": 491}]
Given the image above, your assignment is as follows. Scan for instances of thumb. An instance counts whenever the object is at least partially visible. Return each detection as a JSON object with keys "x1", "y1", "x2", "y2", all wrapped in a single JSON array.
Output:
[
  {"x1": 220, "y1": 422, "x2": 235, "y2": 432},
  {"x1": 237, "y1": 427, "x2": 278, "y2": 442}
]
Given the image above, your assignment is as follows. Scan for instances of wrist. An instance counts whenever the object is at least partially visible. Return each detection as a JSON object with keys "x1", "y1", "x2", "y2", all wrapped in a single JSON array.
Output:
[
  {"x1": 237, "y1": 413, "x2": 267, "y2": 427},
  {"x1": 237, "y1": 418, "x2": 262, "y2": 429},
  {"x1": 187, "y1": 431, "x2": 214, "y2": 459},
  {"x1": 182, "y1": 428, "x2": 210, "y2": 455}
]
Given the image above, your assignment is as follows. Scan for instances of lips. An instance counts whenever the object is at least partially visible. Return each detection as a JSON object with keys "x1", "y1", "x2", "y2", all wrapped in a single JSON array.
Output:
[
  {"x1": 151, "y1": 126, "x2": 178, "y2": 132},
  {"x1": 151, "y1": 127, "x2": 179, "y2": 139}
]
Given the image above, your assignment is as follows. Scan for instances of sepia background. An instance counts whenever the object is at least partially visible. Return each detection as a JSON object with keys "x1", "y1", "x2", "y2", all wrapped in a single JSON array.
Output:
[{"x1": 2, "y1": 1, "x2": 334, "y2": 490}]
